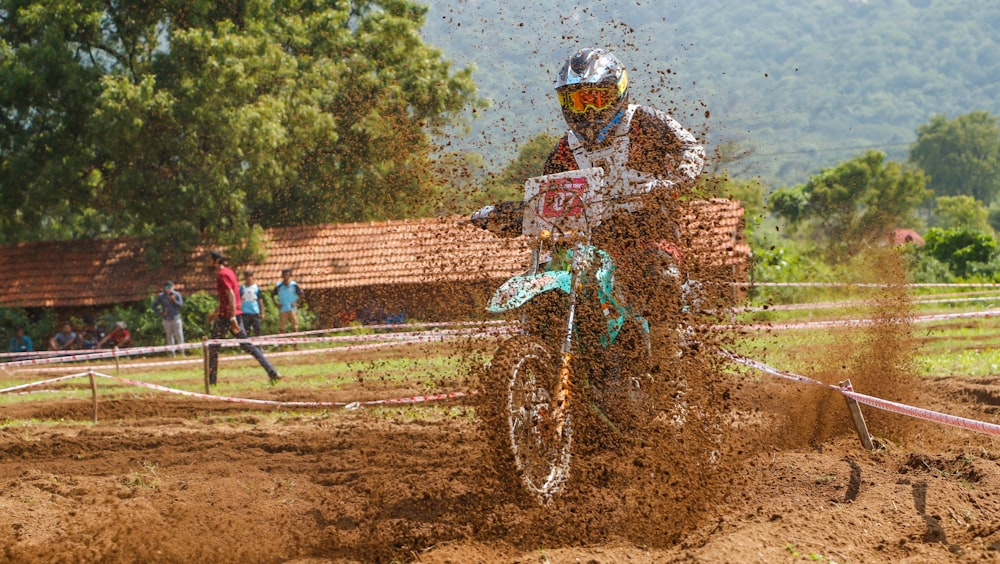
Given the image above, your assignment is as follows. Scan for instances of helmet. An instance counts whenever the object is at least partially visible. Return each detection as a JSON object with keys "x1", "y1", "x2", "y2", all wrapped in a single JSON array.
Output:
[{"x1": 555, "y1": 48, "x2": 629, "y2": 146}]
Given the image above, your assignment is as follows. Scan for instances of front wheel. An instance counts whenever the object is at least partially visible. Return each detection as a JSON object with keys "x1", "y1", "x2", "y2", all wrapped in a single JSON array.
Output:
[{"x1": 480, "y1": 336, "x2": 572, "y2": 504}]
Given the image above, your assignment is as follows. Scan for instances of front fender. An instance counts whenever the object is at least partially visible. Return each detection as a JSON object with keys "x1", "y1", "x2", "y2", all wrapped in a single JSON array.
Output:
[{"x1": 487, "y1": 271, "x2": 572, "y2": 313}]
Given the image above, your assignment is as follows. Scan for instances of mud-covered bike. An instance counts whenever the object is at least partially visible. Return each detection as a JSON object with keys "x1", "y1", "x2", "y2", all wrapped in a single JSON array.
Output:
[{"x1": 473, "y1": 166, "x2": 677, "y2": 504}]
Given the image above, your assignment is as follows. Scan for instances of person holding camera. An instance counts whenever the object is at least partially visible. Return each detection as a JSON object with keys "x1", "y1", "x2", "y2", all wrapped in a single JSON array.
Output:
[{"x1": 153, "y1": 280, "x2": 185, "y2": 355}]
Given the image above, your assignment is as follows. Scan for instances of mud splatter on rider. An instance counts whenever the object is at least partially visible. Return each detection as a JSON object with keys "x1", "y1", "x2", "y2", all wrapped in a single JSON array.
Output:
[{"x1": 471, "y1": 47, "x2": 706, "y2": 320}]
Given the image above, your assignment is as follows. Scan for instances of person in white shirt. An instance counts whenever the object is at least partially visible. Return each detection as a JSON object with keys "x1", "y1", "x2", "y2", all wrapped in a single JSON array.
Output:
[{"x1": 239, "y1": 270, "x2": 265, "y2": 337}]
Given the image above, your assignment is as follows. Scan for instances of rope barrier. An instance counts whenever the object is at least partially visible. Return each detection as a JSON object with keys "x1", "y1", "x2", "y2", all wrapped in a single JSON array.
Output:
[
  {"x1": 0, "y1": 372, "x2": 94, "y2": 394},
  {"x1": 740, "y1": 282, "x2": 1000, "y2": 288},
  {"x1": 740, "y1": 294, "x2": 1000, "y2": 313},
  {"x1": 720, "y1": 350, "x2": 1000, "y2": 438},
  {"x1": 1, "y1": 324, "x2": 516, "y2": 369},
  {"x1": 7, "y1": 338, "x2": 433, "y2": 374},
  {"x1": 0, "y1": 319, "x2": 511, "y2": 360},
  {"x1": 723, "y1": 308, "x2": 1000, "y2": 332},
  {"x1": 0, "y1": 369, "x2": 469, "y2": 410}
]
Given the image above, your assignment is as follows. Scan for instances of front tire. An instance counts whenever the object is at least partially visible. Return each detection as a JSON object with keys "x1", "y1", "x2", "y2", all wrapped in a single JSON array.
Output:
[{"x1": 480, "y1": 336, "x2": 572, "y2": 504}]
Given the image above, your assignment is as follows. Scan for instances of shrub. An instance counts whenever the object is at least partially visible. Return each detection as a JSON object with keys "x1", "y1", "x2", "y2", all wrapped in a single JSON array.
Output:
[
  {"x1": 923, "y1": 227, "x2": 998, "y2": 278},
  {"x1": 0, "y1": 307, "x2": 57, "y2": 351}
]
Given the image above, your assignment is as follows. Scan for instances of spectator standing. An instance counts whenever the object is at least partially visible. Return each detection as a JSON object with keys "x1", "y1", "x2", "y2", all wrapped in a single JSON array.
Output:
[
  {"x1": 239, "y1": 270, "x2": 265, "y2": 337},
  {"x1": 80, "y1": 317, "x2": 105, "y2": 350},
  {"x1": 273, "y1": 269, "x2": 303, "y2": 334},
  {"x1": 98, "y1": 321, "x2": 133, "y2": 348},
  {"x1": 8, "y1": 327, "x2": 33, "y2": 354},
  {"x1": 49, "y1": 323, "x2": 79, "y2": 351},
  {"x1": 153, "y1": 281, "x2": 185, "y2": 355},
  {"x1": 206, "y1": 251, "x2": 281, "y2": 385}
]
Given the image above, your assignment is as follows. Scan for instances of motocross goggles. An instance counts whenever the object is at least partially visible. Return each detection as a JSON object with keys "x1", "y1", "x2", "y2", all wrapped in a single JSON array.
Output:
[{"x1": 557, "y1": 84, "x2": 621, "y2": 114}]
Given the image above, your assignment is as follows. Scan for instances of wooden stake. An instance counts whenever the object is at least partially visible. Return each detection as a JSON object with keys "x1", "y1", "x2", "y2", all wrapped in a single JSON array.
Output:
[
  {"x1": 840, "y1": 379, "x2": 874, "y2": 451},
  {"x1": 202, "y1": 336, "x2": 210, "y2": 395},
  {"x1": 88, "y1": 371, "x2": 98, "y2": 424}
]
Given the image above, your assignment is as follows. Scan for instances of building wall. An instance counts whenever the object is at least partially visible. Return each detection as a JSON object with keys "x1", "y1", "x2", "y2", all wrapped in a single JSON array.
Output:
[{"x1": 307, "y1": 280, "x2": 502, "y2": 326}]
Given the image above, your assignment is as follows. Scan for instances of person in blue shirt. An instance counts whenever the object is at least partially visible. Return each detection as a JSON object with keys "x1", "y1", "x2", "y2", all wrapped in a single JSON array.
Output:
[
  {"x1": 273, "y1": 269, "x2": 303, "y2": 334},
  {"x1": 239, "y1": 270, "x2": 265, "y2": 337},
  {"x1": 49, "y1": 322, "x2": 79, "y2": 351},
  {"x1": 8, "y1": 326, "x2": 33, "y2": 354}
]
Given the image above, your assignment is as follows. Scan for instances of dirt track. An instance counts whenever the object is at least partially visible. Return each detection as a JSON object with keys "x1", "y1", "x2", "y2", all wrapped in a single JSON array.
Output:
[{"x1": 3, "y1": 365, "x2": 1000, "y2": 563}]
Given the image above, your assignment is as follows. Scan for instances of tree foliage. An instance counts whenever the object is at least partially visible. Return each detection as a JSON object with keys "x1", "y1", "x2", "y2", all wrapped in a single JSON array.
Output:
[
  {"x1": 768, "y1": 150, "x2": 930, "y2": 262},
  {"x1": 922, "y1": 227, "x2": 997, "y2": 279},
  {"x1": 932, "y1": 195, "x2": 992, "y2": 234},
  {"x1": 0, "y1": 0, "x2": 482, "y2": 260},
  {"x1": 909, "y1": 111, "x2": 1000, "y2": 205}
]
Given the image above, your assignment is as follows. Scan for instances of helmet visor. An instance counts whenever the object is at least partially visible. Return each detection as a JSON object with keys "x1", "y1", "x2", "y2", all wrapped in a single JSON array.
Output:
[{"x1": 558, "y1": 85, "x2": 620, "y2": 114}]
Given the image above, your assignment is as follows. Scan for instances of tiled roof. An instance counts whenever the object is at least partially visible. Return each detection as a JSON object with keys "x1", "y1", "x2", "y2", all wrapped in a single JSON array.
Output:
[
  {"x1": 0, "y1": 238, "x2": 174, "y2": 308},
  {"x1": 682, "y1": 198, "x2": 751, "y2": 267},
  {"x1": 256, "y1": 217, "x2": 529, "y2": 289},
  {"x1": 0, "y1": 201, "x2": 747, "y2": 308}
]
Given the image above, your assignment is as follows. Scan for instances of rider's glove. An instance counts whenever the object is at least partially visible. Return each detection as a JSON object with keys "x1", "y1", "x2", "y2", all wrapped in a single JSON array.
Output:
[{"x1": 470, "y1": 205, "x2": 495, "y2": 228}]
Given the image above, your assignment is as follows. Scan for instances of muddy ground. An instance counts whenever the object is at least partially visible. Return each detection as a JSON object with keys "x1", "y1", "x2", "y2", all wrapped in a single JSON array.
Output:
[{"x1": 2, "y1": 336, "x2": 1000, "y2": 564}]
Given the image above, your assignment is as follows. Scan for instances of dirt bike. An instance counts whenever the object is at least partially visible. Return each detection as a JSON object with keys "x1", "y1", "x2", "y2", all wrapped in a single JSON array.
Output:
[{"x1": 475, "y1": 167, "x2": 663, "y2": 504}]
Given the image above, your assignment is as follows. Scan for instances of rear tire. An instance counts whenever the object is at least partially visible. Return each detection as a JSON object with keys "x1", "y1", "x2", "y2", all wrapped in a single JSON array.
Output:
[{"x1": 480, "y1": 336, "x2": 572, "y2": 504}]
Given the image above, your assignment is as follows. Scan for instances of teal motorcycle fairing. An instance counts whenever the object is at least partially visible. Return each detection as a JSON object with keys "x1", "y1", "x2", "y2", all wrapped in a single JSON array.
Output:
[
  {"x1": 487, "y1": 245, "x2": 647, "y2": 346},
  {"x1": 487, "y1": 271, "x2": 572, "y2": 313}
]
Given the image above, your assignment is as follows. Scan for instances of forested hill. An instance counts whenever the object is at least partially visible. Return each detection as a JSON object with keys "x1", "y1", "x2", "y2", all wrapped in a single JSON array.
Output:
[{"x1": 421, "y1": 0, "x2": 1000, "y2": 186}]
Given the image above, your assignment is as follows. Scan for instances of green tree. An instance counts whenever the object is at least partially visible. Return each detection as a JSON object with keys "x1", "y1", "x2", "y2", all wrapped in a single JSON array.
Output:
[
  {"x1": 0, "y1": 0, "x2": 106, "y2": 243},
  {"x1": 923, "y1": 226, "x2": 997, "y2": 278},
  {"x1": 932, "y1": 195, "x2": 992, "y2": 233},
  {"x1": 909, "y1": 111, "x2": 1000, "y2": 205},
  {"x1": 769, "y1": 150, "x2": 930, "y2": 261},
  {"x1": 0, "y1": 0, "x2": 482, "y2": 262}
]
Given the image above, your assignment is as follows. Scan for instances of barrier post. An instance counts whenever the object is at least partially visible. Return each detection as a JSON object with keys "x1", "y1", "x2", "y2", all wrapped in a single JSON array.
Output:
[
  {"x1": 88, "y1": 371, "x2": 98, "y2": 423},
  {"x1": 113, "y1": 346, "x2": 120, "y2": 375},
  {"x1": 202, "y1": 336, "x2": 210, "y2": 395},
  {"x1": 840, "y1": 379, "x2": 874, "y2": 451}
]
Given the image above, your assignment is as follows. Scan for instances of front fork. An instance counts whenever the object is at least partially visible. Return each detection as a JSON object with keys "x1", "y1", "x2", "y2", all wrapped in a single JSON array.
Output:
[{"x1": 549, "y1": 272, "x2": 579, "y2": 439}]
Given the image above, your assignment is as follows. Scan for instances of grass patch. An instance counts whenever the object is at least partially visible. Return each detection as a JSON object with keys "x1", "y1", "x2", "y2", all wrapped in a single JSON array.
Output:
[
  {"x1": 0, "y1": 340, "x2": 487, "y2": 409},
  {"x1": 729, "y1": 308, "x2": 1000, "y2": 380},
  {"x1": 0, "y1": 417, "x2": 94, "y2": 429}
]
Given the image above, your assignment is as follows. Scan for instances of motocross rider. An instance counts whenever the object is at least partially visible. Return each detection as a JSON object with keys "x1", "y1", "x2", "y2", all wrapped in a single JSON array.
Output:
[{"x1": 472, "y1": 47, "x2": 706, "y2": 320}]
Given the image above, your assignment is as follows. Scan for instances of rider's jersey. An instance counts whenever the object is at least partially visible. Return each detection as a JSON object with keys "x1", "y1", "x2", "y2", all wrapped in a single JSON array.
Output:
[
  {"x1": 544, "y1": 103, "x2": 706, "y2": 266},
  {"x1": 543, "y1": 104, "x2": 705, "y2": 207},
  {"x1": 474, "y1": 103, "x2": 704, "y2": 239}
]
